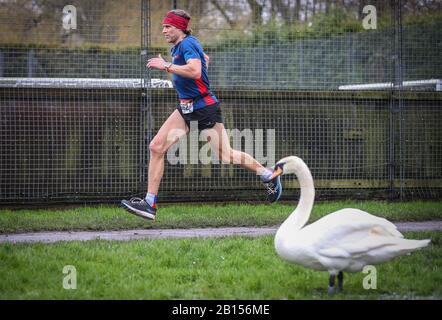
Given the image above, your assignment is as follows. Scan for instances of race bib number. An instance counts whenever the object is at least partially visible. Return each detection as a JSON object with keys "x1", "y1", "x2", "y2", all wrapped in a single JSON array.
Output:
[{"x1": 180, "y1": 100, "x2": 194, "y2": 114}]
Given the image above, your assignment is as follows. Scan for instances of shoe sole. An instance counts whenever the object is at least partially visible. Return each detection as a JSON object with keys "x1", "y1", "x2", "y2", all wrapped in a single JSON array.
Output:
[
  {"x1": 268, "y1": 177, "x2": 282, "y2": 203},
  {"x1": 121, "y1": 201, "x2": 156, "y2": 220}
]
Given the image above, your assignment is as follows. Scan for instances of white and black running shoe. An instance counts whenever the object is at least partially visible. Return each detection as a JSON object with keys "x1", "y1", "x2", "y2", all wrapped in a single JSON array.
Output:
[{"x1": 121, "y1": 198, "x2": 156, "y2": 220}]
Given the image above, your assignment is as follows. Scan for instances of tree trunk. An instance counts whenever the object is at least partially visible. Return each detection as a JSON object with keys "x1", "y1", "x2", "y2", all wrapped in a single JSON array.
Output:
[
  {"x1": 247, "y1": 0, "x2": 264, "y2": 25},
  {"x1": 295, "y1": 0, "x2": 301, "y2": 21}
]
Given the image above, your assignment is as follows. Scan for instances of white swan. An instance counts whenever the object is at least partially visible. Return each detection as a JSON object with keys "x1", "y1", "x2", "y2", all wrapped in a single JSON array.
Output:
[{"x1": 270, "y1": 156, "x2": 430, "y2": 293}]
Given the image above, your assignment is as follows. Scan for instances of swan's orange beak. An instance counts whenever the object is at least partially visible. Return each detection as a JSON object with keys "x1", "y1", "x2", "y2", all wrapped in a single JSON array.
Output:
[{"x1": 269, "y1": 165, "x2": 283, "y2": 180}]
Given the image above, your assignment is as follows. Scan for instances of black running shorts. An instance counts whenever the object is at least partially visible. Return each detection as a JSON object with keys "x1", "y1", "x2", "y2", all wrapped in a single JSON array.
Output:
[{"x1": 177, "y1": 103, "x2": 224, "y2": 131}]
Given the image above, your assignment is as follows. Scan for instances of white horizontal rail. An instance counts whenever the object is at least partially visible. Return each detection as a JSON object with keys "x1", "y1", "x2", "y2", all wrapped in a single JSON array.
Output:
[
  {"x1": 0, "y1": 77, "x2": 173, "y2": 89},
  {"x1": 338, "y1": 79, "x2": 442, "y2": 91}
]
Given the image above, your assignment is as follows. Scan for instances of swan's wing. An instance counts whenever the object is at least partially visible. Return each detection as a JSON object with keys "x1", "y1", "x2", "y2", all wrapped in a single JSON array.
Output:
[
  {"x1": 317, "y1": 232, "x2": 430, "y2": 270},
  {"x1": 317, "y1": 247, "x2": 351, "y2": 259},
  {"x1": 311, "y1": 208, "x2": 404, "y2": 239},
  {"x1": 304, "y1": 209, "x2": 405, "y2": 259},
  {"x1": 286, "y1": 208, "x2": 429, "y2": 272},
  {"x1": 318, "y1": 234, "x2": 403, "y2": 259}
]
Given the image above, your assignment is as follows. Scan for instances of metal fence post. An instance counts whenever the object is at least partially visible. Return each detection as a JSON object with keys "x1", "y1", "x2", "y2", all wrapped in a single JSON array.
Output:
[
  {"x1": 393, "y1": 0, "x2": 405, "y2": 200},
  {"x1": 141, "y1": 0, "x2": 152, "y2": 196}
]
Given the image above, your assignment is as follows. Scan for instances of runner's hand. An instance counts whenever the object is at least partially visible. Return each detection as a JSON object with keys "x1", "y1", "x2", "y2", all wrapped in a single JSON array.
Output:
[{"x1": 147, "y1": 54, "x2": 167, "y2": 71}]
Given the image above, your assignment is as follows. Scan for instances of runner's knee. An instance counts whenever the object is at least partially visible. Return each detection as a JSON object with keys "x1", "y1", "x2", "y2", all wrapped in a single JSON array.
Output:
[{"x1": 149, "y1": 139, "x2": 167, "y2": 155}]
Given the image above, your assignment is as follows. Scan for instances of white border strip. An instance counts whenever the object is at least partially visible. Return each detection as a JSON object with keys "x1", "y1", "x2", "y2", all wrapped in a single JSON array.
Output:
[
  {"x1": 0, "y1": 77, "x2": 173, "y2": 89},
  {"x1": 339, "y1": 79, "x2": 442, "y2": 91}
]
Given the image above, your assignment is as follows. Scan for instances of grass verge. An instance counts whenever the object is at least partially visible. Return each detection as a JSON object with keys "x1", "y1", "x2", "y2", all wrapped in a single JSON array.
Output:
[
  {"x1": 0, "y1": 231, "x2": 440, "y2": 299},
  {"x1": 0, "y1": 200, "x2": 441, "y2": 234}
]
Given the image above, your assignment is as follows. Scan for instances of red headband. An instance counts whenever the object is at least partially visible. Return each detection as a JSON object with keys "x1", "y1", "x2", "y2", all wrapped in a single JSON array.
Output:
[{"x1": 162, "y1": 11, "x2": 189, "y2": 31}]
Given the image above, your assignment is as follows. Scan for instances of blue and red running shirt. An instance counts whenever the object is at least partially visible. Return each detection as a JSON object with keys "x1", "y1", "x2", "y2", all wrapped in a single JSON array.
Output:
[{"x1": 170, "y1": 35, "x2": 218, "y2": 110}]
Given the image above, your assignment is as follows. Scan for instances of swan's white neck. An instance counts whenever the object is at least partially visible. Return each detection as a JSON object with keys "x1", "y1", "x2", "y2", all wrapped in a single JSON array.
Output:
[{"x1": 275, "y1": 157, "x2": 315, "y2": 245}]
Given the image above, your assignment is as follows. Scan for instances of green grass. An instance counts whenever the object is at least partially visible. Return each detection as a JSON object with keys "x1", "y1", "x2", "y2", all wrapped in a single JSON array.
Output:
[
  {"x1": 0, "y1": 231, "x2": 440, "y2": 299},
  {"x1": 0, "y1": 200, "x2": 441, "y2": 234}
]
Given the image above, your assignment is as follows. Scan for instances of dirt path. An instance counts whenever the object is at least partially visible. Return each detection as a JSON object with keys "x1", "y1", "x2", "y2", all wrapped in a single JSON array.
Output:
[{"x1": 0, "y1": 221, "x2": 441, "y2": 244}]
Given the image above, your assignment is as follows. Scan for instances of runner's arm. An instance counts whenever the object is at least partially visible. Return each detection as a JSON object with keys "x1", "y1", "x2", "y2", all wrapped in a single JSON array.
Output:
[{"x1": 147, "y1": 54, "x2": 201, "y2": 79}]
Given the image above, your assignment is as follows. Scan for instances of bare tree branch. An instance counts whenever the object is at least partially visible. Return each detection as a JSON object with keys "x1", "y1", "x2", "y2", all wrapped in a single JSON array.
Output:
[{"x1": 209, "y1": 0, "x2": 235, "y2": 27}]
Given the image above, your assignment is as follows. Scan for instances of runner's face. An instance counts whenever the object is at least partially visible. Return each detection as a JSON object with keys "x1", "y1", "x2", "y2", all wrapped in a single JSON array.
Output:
[{"x1": 162, "y1": 24, "x2": 181, "y2": 44}]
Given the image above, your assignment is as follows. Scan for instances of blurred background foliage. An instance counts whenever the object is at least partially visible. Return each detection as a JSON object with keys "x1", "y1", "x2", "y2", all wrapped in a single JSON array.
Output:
[{"x1": 0, "y1": 0, "x2": 441, "y2": 48}]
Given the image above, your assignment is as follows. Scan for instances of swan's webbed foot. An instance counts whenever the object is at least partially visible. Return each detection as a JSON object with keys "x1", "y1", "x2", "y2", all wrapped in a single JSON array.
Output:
[{"x1": 327, "y1": 285, "x2": 336, "y2": 295}]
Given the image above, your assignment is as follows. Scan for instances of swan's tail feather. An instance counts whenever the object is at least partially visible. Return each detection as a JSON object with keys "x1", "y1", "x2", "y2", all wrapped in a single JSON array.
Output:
[
  {"x1": 391, "y1": 238, "x2": 431, "y2": 255},
  {"x1": 359, "y1": 238, "x2": 431, "y2": 265}
]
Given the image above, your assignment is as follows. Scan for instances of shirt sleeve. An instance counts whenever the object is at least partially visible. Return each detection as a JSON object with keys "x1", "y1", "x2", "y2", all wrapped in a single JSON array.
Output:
[{"x1": 182, "y1": 40, "x2": 201, "y2": 62}]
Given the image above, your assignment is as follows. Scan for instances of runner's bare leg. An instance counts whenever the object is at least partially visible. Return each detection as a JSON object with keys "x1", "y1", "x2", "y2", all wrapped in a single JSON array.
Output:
[
  {"x1": 201, "y1": 122, "x2": 267, "y2": 175},
  {"x1": 148, "y1": 110, "x2": 189, "y2": 194}
]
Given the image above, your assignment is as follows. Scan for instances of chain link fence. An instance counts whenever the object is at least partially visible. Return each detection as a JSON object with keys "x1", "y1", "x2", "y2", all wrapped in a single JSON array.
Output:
[{"x1": 0, "y1": 0, "x2": 441, "y2": 204}]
